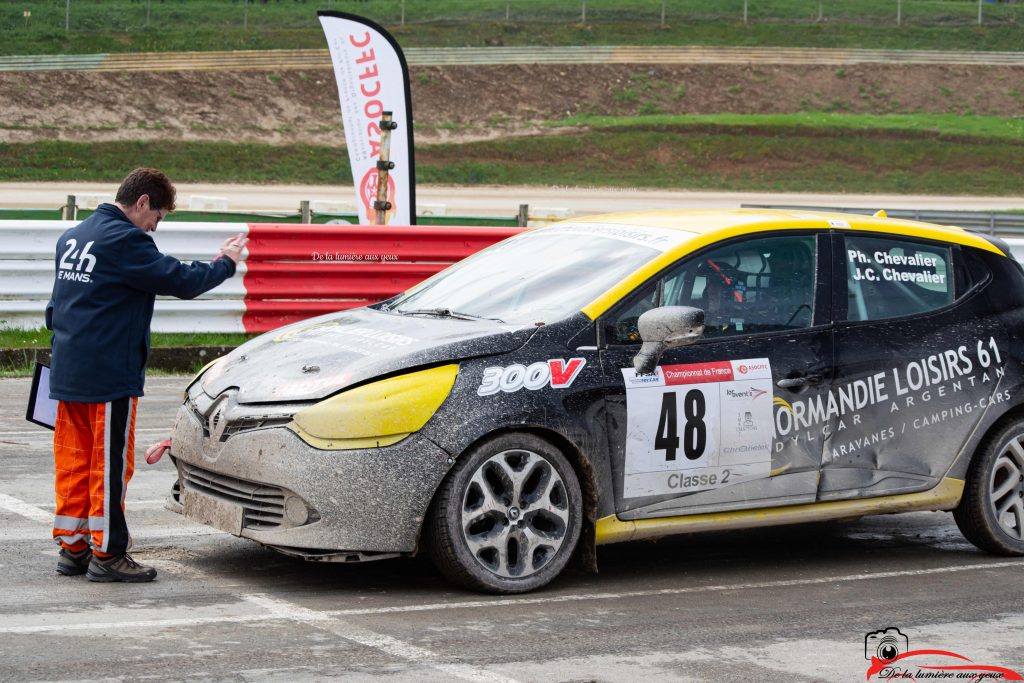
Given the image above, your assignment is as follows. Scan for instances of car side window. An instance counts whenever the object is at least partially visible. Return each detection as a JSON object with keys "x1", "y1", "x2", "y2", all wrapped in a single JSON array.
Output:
[
  {"x1": 605, "y1": 234, "x2": 818, "y2": 344},
  {"x1": 843, "y1": 235, "x2": 953, "y2": 321}
]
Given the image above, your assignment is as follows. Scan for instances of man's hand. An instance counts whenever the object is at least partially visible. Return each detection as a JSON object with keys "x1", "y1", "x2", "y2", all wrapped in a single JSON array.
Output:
[{"x1": 218, "y1": 233, "x2": 248, "y2": 263}]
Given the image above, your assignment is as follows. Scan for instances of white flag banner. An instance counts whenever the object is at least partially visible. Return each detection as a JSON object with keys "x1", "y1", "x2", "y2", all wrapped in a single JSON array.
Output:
[{"x1": 318, "y1": 11, "x2": 416, "y2": 225}]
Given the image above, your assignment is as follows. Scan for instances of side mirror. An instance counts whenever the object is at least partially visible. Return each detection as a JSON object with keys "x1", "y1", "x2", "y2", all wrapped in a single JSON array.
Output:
[{"x1": 632, "y1": 306, "x2": 705, "y2": 374}]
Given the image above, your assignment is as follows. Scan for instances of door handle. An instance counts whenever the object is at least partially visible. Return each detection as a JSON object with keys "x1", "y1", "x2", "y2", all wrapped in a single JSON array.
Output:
[{"x1": 776, "y1": 374, "x2": 824, "y2": 389}]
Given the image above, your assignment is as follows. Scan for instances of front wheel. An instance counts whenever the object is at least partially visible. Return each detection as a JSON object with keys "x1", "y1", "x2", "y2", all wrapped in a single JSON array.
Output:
[
  {"x1": 953, "y1": 419, "x2": 1024, "y2": 556},
  {"x1": 427, "y1": 433, "x2": 583, "y2": 594}
]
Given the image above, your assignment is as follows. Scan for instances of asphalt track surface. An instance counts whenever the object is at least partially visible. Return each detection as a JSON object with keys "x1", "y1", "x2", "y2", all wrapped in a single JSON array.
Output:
[
  {"x1": 2, "y1": 376, "x2": 1023, "y2": 682},
  {"x1": 2, "y1": 183, "x2": 1023, "y2": 217}
]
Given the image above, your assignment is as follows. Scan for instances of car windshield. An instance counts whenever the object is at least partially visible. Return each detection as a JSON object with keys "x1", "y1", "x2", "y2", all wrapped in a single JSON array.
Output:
[{"x1": 389, "y1": 225, "x2": 694, "y2": 325}]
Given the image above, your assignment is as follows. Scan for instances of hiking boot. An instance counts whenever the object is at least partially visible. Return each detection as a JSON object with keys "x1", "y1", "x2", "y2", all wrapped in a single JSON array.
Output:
[
  {"x1": 56, "y1": 547, "x2": 92, "y2": 576},
  {"x1": 86, "y1": 553, "x2": 157, "y2": 583}
]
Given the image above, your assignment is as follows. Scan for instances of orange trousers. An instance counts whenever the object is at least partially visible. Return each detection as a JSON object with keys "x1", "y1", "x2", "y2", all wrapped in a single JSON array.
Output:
[{"x1": 52, "y1": 397, "x2": 137, "y2": 558}]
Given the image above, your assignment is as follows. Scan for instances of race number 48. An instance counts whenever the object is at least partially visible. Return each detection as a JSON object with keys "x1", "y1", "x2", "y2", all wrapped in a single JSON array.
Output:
[{"x1": 655, "y1": 389, "x2": 707, "y2": 461}]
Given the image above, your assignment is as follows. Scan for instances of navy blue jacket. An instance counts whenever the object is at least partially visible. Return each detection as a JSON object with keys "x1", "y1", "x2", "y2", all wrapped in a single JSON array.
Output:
[{"x1": 45, "y1": 204, "x2": 237, "y2": 402}]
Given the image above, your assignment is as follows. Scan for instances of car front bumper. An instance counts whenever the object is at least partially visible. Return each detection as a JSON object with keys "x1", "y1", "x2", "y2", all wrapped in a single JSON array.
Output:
[{"x1": 169, "y1": 403, "x2": 454, "y2": 558}]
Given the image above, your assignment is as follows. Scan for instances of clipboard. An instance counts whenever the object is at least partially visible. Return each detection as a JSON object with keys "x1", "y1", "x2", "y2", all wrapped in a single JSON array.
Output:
[{"x1": 26, "y1": 362, "x2": 57, "y2": 430}]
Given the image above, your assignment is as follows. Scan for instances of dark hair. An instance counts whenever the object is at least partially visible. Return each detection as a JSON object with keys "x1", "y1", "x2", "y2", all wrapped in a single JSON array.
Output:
[{"x1": 114, "y1": 168, "x2": 177, "y2": 211}]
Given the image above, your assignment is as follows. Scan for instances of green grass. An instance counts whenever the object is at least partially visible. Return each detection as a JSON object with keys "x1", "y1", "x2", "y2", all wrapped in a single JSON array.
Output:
[
  {"x1": 415, "y1": 130, "x2": 1024, "y2": 195},
  {"x1": 151, "y1": 332, "x2": 253, "y2": 347},
  {"x1": 0, "y1": 327, "x2": 253, "y2": 349},
  {"x1": 2, "y1": 0, "x2": 1024, "y2": 54},
  {"x1": 0, "y1": 363, "x2": 36, "y2": 378},
  {"x1": 554, "y1": 113, "x2": 1024, "y2": 142},
  {"x1": 0, "y1": 328, "x2": 51, "y2": 348},
  {"x1": 2, "y1": 115, "x2": 1022, "y2": 196},
  {"x1": 0, "y1": 364, "x2": 192, "y2": 377}
]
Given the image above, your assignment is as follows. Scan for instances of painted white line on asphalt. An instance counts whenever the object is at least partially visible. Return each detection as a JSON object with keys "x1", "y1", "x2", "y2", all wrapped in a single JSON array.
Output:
[
  {"x1": 322, "y1": 560, "x2": 1024, "y2": 617},
  {"x1": 13, "y1": 498, "x2": 170, "y2": 511},
  {"x1": 0, "y1": 493, "x2": 52, "y2": 524},
  {"x1": 0, "y1": 492, "x2": 208, "y2": 540},
  {"x1": 245, "y1": 595, "x2": 522, "y2": 683},
  {"x1": 1, "y1": 526, "x2": 221, "y2": 542},
  {"x1": 0, "y1": 613, "x2": 273, "y2": 635},
  {"x1": 19, "y1": 499, "x2": 169, "y2": 509}
]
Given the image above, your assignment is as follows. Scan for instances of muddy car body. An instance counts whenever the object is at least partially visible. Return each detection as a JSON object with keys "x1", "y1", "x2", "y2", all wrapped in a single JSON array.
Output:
[{"x1": 169, "y1": 209, "x2": 1024, "y2": 593}]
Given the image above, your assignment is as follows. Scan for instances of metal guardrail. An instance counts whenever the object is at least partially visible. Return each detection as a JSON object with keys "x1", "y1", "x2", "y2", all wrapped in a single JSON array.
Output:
[
  {"x1": 0, "y1": 221, "x2": 250, "y2": 332},
  {"x1": 0, "y1": 220, "x2": 523, "y2": 333},
  {"x1": 740, "y1": 206, "x2": 1024, "y2": 236},
  {"x1": 4, "y1": 46, "x2": 1024, "y2": 73}
]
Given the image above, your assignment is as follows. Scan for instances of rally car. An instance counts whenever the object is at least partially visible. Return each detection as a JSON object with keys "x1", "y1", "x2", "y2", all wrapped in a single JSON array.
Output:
[{"x1": 168, "y1": 209, "x2": 1024, "y2": 593}]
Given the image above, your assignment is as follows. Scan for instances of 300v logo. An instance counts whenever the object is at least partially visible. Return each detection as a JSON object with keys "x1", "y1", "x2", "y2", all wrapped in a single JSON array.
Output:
[{"x1": 478, "y1": 358, "x2": 586, "y2": 396}]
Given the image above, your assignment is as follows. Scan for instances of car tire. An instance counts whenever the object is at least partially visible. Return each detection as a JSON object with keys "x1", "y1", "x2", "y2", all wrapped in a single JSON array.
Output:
[
  {"x1": 427, "y1": 433, "x2": 583, "y2": 594},
  {"x1": 953, "y1": 419, "x2": 1024, "y2": 556}
]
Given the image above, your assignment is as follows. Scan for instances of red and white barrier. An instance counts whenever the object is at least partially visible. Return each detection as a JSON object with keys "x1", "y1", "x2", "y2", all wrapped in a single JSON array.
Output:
[{"x1": 0, "y1": 221, "x2": 524, "y2": 333}]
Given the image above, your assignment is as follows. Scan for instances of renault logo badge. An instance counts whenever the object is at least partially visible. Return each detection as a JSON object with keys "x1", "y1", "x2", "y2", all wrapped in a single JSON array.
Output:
[{"x1": 208, "y1": 403, "x2": 228, "y2": 442}]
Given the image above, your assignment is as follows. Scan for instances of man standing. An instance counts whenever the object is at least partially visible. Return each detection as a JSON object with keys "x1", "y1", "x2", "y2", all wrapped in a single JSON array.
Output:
[{"x1": 45, "y1": 168, "x2": 247, "y2": 583}]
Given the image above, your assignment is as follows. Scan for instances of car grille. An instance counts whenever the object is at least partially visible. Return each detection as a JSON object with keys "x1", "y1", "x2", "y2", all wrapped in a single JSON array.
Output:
[
  {"x1": 181, "y1": 462, "x2": 285, "y2": 530},
  {"x1": 186, "y1": 398, "x2": 292, "y2": 442},
  {"x1": 220, "y1": 416, "x2": 293, "y2": 440}
]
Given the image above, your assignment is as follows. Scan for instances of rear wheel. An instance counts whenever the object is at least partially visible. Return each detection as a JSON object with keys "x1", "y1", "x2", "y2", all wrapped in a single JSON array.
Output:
[
  {"x1": 954, "y1": 419, "x2": 1024, "y2": 556},
  {"x1": 427, "y1": 433, "x2": 582, "y2": 594}
]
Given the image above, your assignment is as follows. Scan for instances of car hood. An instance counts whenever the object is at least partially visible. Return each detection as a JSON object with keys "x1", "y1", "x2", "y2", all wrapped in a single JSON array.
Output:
[{"x1": 200, "y1": 308, "x2": 537, "y2": 404}]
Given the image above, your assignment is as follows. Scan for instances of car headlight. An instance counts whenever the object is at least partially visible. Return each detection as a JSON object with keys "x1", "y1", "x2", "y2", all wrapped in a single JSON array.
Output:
[
  {"x1": 287, "y1": 364, "x2": 459, "y2": 450},
  {"x1": 183, "y1": 356, "x2": 223, "y2": 400}
]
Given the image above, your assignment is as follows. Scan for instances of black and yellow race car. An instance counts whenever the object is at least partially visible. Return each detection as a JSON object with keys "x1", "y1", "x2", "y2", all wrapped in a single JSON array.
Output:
[{"x1": 169, "y1": 209, "x2": 1024, "y2": 593}]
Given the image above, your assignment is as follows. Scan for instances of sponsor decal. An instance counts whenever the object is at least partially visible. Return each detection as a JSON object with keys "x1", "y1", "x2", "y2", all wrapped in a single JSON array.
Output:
[
  {"x1": 342, "y1": 326, "x2": 416, "y2": 347},
  {"x1": 621, "y1": 357, "x2": 773, "y2": 498},
  {"x1": 478, "y1": 358, "x2": 587, "y2": 396},
  {"x1": 542, "y1": 222, "x2": 694, "y2": 252},
  {"x1": 772, "y1": 337, "x2": 1008, "y2": 462},
  {"x1": 268, "y1": 372, "x2": 353, "y2": 399},
  {"x1": 736, "y1": 360, "x2": 771, "y2": 377},
  {"x1": 625, "y1": 367, "x2": 664, "y2": 387},
  {"x1": 272, "y1": 319, "x2": 417, "y2": 348},
  {"x1": 725, "y1": 387, "x2": 768, "y2": 400},
  {"x1": 864, "y1": 627, "x2": 1022, "y2": 681},
  {"x1": 662, "y1": 361, "x2": 734, "y2": 385},
  {"x1": 273, "y1": 320, "x2": 343, "y2": 343}
]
